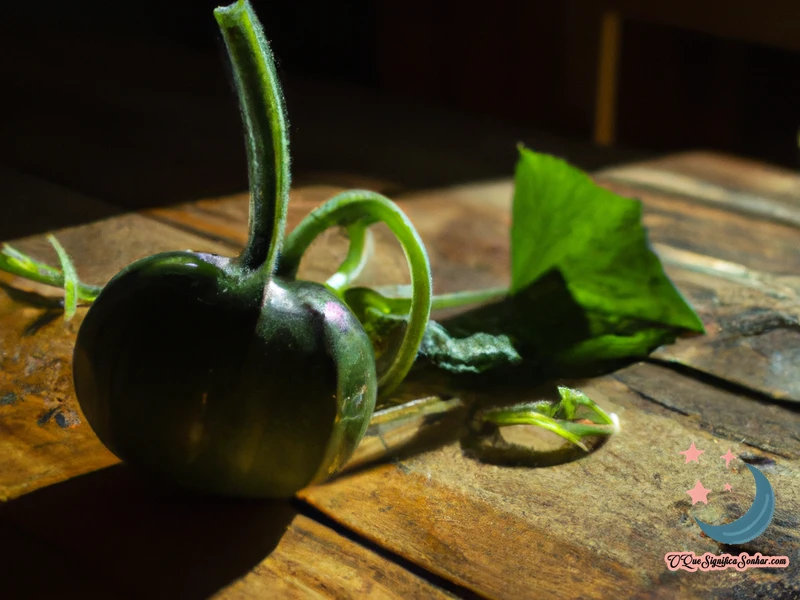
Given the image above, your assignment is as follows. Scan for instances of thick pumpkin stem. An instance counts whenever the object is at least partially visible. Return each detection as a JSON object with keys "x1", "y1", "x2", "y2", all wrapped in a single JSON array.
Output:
[{"x1": 215, "y1": 0, "x2": 291, "y2": 275}]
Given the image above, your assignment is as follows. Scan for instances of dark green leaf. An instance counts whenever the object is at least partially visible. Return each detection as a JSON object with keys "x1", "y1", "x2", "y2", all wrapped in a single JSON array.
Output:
[
  {"x1": 419, "y1": 321, "x2": 520, "y2": 374},
  {"x1": 435, "y1": 147, "x2": 706, "y2": 375},
  {"x1": 442, "y1": 266, "x2": 690, "y2": 375},
  {"x1": 344, "y1": 287, "x2": 520, "y2": 375}
]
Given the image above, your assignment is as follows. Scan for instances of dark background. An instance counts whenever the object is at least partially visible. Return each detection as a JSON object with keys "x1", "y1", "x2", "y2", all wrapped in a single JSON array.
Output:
[{"x1": 2, "y1": 0, "x2": 800, "y2": 236}]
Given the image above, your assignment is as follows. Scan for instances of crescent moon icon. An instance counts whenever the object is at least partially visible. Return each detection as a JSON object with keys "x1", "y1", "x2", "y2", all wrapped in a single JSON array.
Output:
[{"x1": 695, "y1": 464, "x2": 775, "y2": 545}]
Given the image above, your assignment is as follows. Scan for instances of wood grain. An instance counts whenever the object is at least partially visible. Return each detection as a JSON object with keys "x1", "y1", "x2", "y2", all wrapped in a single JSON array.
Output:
[
  {"x1": 214, "y1": 515, "x2": 456, "y2": 600},
  {"x1": 599, "y1": 151, "x2": 800, "y2": 227},
  {"x1": 299, "y1": 372, "x2": 800, "y2": 600},
  {"x1": 613, "y1": 362, "x2": 800, "y2": 459}
]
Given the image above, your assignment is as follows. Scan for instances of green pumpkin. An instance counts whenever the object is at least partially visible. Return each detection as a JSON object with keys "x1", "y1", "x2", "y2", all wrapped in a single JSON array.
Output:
[{"x1": 73, "y1": 251, "x2": 376, "y2": 497}]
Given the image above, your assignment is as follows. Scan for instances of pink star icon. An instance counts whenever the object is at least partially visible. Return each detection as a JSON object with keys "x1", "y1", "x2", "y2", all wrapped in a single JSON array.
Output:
[
  {"x1": 723, "y1": 483, "x2": 732, "y2": 492},
  {"x1": 721, "y1": 449, "x2": 736, "y2": 468},
  {"x1": 687, "y1": 480, "x2": 711, "y2": 505},
  {"x1": 680, "y1": 442, "x2": 705, "y2": 464}
]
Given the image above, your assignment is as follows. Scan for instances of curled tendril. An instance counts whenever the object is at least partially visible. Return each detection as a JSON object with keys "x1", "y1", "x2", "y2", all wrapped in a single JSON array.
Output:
[{"x1": 278, "y1": 190, "x2": 433, "y2": 399}]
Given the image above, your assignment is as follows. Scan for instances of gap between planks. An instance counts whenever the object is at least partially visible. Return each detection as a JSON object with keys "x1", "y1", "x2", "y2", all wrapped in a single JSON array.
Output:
[{"x1": 289, "y1": 498, "x2": 486, "y2": 600}]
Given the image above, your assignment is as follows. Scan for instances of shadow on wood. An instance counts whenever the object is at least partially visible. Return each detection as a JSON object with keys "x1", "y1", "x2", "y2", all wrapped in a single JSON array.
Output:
[{"x1": 0, "y1": 464, "x2": 296, "y2": 600}]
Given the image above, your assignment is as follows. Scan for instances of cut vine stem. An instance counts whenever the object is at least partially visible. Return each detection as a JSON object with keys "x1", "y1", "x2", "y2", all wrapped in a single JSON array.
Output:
[
  {"x1": 0, "y1": 243, "x2": 101, "y2": 305},
  {"x1": 472, "y1": 386, "x2": 620, "y2": 451}
]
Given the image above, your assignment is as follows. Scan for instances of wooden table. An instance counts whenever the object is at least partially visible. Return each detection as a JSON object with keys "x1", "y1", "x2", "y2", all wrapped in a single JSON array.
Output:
[{"x1": 1, "y1": 151, "x2": 799, "y2": 599}]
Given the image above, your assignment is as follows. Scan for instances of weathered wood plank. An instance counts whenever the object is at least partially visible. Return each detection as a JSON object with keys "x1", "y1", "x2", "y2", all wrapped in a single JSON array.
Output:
[
  {"x1": 613, "y1": 362, "x2": 800, "y2": 459},
  {"x1": 630, "y1": 152, "x2": 800, "y2": 207},
  {"x1": 146, "y1": 186, "x2": 342, "y2": 250},
  {"x1": 598, "y1": 151, "x2": 800, "y2": 228},
  {"x1": 647, "y1": 261, "x2": 800, "y2": 403},
  {"x1": 604, "y1": 180, "x2": 800, "y2": 275},
  {"x1": 213, "y1": 515, "x2": 457, "y2": 600},
  {"x1": 299, "y1": 373, "x2": 800, "y2": 600},
  {"x1": 0, "y1": 466, "x2": 452, "y2": 600}
]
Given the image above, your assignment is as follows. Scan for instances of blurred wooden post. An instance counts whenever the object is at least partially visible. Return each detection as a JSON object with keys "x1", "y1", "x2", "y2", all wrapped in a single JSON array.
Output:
[{"x1": 594, "y1": 11, "x2": 622, "y2": 146}]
